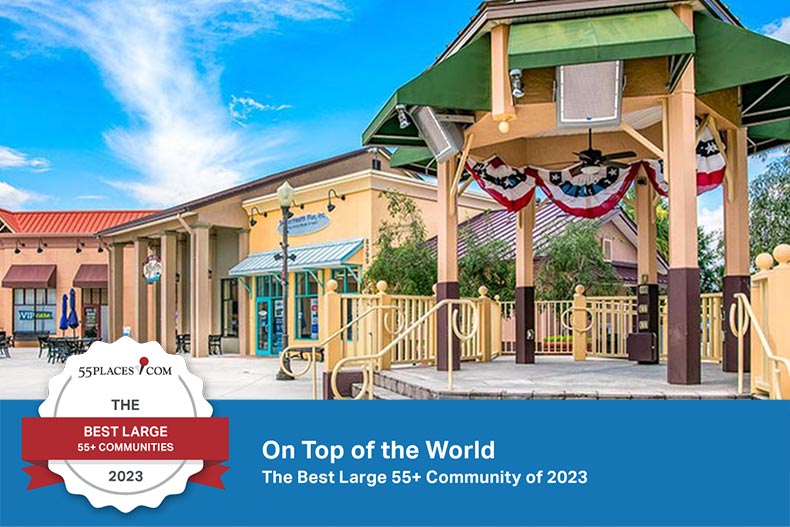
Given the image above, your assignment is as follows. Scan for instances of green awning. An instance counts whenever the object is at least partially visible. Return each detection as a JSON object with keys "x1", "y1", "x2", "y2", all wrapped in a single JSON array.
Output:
[
  {"x1": 389, "y1": 147, "x2": 435, "y2": 172},
  {"x1": 362, "y1": 35, "x2": 491, "y2": 147},
  {"x1": 695, "y1": 13, "x2": 790, "y2": 127},
  {"x1": 508, "y1": 10, "x2": 695, "y2": 70}
]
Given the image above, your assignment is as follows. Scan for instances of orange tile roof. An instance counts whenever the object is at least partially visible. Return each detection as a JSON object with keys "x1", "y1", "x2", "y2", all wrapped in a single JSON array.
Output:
[{"x1": 0, "y1": 208, "x2": 156, "y2": 235}]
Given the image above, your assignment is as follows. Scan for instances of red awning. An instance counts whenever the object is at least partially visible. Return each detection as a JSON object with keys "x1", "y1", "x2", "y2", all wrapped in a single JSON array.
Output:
[
  {"x1": 73, "y1": 264, "x2": 108, "y2": 288},
  {"x1": 1, "y1": 265, "x2": 56, "y2": 288}
]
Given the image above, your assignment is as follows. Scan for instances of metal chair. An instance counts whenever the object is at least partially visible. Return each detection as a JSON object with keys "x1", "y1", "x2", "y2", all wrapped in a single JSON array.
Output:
[
  {"x1": 208, "y1": 335, "x2": 223, "y2": 356},
  {"x1": 0, "y1": 333, "x2": 10, "y2": 359},
  {"x1": 175, "y1": 334, "x2": 191, "y2": 355}
]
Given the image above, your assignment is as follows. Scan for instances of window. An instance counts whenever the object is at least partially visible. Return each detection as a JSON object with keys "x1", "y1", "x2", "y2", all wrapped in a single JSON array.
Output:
[
  {"x1": 81, "y1": 288, "x2": 108, "y2": 306},
  {"x1": 255, "y1": 275, "x2": 282, "y2": 299},
  {"x1": 295, "y1": 272, "x2": 319, "y2": 340},
  {"x1": 221, "y1": 279, "x2": 239, "y2": 338},
  {"x1": 602, "y1": 238, "x2": 613, "y2": 263},
  {"x1": 331, "y1": 266, "x2": 360, "y2": 294},
  {"x1": 13, "y1": 288, "x2": 57, "y2": 334}
]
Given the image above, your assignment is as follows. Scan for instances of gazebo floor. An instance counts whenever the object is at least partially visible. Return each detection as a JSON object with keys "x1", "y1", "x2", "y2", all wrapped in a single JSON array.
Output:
[{"x1": 376, "y1": 356, "x2": 752, "y2": 400}]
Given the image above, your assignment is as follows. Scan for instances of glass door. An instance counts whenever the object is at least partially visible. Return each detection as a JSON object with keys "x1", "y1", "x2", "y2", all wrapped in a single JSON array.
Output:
[{"x1": 256, "y1": 299, "x2": 272, "y2": 356}]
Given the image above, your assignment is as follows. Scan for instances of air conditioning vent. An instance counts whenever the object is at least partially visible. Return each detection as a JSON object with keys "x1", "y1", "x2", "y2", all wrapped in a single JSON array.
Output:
[{"x1": 557, "y1": 61, "x2": 623, "y2": 128}]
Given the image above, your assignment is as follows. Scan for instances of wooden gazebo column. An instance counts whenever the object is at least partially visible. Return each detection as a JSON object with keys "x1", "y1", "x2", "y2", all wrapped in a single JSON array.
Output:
[
  {"x1": 722, "y1": 127, "x2": 751, "y2": 372},
  {"x1": 515, "y1": 198, "x2": 536, "y2": 364},
  {"x1": 436, "y1": 158, "x2": 460, "y2": 372},
  {"x1": 667, "y1": 4, "x2": 701, "y2": 385},
  {"x1": 635, "y1": 173, "x2": 659, "y2": 358}
]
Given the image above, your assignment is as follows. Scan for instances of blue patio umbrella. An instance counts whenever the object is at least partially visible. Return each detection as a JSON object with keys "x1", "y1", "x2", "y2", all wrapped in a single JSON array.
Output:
[
  {"x1": 59, "y1": 294, "x2": 69, "y2": 335},
  {"x1": 68, "y1": 288, "x2": 79, "y2": 336}
]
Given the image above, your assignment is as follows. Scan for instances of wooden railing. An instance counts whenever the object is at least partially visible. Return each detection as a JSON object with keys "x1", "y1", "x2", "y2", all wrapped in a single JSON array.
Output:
[
  {"x1": 389, "y1": 294, "x2": 435, "y2": 365},
  {"x1": 659, "y1": 293, "x2": 724, "y2": 363}
]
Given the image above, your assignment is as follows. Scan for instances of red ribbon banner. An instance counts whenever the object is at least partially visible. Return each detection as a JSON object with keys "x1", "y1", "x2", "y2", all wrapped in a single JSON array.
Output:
[{"x1": 22, "y1": 417, "x2": 229, "y2": 490}]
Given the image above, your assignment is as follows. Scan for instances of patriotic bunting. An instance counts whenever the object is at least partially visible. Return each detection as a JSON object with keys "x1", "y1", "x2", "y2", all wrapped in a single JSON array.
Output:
[
  {"x1": 527, "y1": 164, "x2": 641, "y2": 219},
  {"x1": 641, "y1": 122, "x2": 726, "y2": 197},
  {"x1": 466, "y1": 122, "x2": 726, "y2": 216},
  {"x1": 465, "y1": 155, "x2": 537, "y2": 212}
]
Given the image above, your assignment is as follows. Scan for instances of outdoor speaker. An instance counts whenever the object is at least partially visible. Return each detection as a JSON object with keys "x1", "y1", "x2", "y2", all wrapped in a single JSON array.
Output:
[
  {"x1": 411, "y1": 106, "x2": 465, "y2": 164},
  {"x1": 557, "y1": 61, "x2": 623, "y2": 128}
]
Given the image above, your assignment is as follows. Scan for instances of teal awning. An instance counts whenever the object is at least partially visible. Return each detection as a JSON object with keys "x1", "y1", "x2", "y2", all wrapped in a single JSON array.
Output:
[
  {"x1": 695, "y1": 13, "x2": 790, "y2": 127},
  {"x1": 362, "y1": 35, "x2": 491, "y2": 148},
  {"x1": 508, "y1": 10, "x2": 695, "y2": 69},
  {"x1": 229, "y1": 238, "x2": 364, "y2": 277}
]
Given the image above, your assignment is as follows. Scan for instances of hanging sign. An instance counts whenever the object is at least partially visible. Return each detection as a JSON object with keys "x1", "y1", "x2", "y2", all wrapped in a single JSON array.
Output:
[
  {"x1": 143, "y1": 255, "x2": 162, "y2": 284},
  {"x1": 277, "y1": 213, "x2": 330, "y2": 237}
]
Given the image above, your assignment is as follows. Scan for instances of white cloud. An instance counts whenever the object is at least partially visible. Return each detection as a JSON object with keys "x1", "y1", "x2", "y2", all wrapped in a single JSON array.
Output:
[
  {"x1": 764, "y1": 17, "x2": 790, "y2": 43},
  {"x1": 0, "y1": 1, "x2": 345, "y2": 207},
  {"x1": 0, "y1": 181, "x2": 34, "y2": 209},
  {"x1": 76, "y1": 194, "x2": 108, "y2": 201},
  {"x1": 0, "y1": 146, "x2": 50, "y2": 171},
  {"x1": 229, "y1": 95, "x2": 292, "y2": 124},
  {"x1": 698, "y1": 205, "x2": 723, "y2": 234}
]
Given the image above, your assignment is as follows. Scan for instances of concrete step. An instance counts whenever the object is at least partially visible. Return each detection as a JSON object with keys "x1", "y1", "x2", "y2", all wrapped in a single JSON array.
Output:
[{"x1": 351, "y1": 382, "x2": 412, "y2": 400}]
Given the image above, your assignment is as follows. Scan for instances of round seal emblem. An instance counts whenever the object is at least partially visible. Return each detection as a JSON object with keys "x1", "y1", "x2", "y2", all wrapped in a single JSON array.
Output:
[{"x1": 25, "y1": 337, "x2": 227, "y2": 512}]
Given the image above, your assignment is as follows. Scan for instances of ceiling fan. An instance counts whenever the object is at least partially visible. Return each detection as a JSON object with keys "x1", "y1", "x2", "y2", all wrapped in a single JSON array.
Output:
[
  {"x1": 575, "y1": 129, "x2": 636, "y2": 174},
  {"x1": 545, "y1": 129, "x2": 637, "y2": 174}
]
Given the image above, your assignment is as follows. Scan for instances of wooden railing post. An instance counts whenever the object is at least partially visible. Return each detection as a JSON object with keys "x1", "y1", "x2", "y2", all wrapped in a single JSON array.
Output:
[
  {"x1": 376, "y1": 280, "x2": 393, "y2": 371},
  {"x1": 573, "y1": 285, "x2": 588, "y2": 362},
  {"x1": 321, "y1": 279, "x2": 342, "y2": 372},
  {"x1": 477, "y1": 286, "x2": 493, "y2": 362},
  {"x1": 765, "y1": 245, "x2": 790, "y2": 396}
]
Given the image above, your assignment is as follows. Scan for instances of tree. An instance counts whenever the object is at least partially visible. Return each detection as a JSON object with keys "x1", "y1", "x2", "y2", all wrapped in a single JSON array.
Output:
[
  {"x1": 363, "y1": 190, "x2": 436, "y2": 295},
  {"x1": 698, "y1": 227, "x2": 723, "y2": 293},
  {"x1": 750, "y1": 152, "x2": 790, "y2": 257},
  {"x1": 536, "y1": 221, "x2": 622, "y2": 300},
  {"x1": 458, "y1": 214, "x2": 516, "y2": 300}
]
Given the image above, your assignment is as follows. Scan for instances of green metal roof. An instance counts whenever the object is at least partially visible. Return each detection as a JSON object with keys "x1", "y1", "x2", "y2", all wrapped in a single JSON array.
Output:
[
  {"x1": 389, "y1": 147, "x2": 435, "y2": 172},
  {"x1": 695, "y1": 13, "x2": 790, "y2": 129},
  {"x1": 229, "y1": 238, "x2": 364, "y2": 277},
  {"x1": 508, "y1": 10, "x2": 695, "y2": 69},
  {"x1": 362, "y1": 34, "x2": 492, "y2": 148}
]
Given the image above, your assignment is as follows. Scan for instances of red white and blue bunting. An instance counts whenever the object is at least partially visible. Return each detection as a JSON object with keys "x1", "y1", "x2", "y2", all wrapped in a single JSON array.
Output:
[
  {"x1": 466, "y1": 123, "x2": 727, "y2": 217},
  {"x1": 465, "y1": 155, "x2": 537, "y2": 212},
  {"x1": 642, "y1": 123, "x2": 726, "y2": 197},
  {"x1": 527, "y1": 164, "x2": 641, "y2": 219}
]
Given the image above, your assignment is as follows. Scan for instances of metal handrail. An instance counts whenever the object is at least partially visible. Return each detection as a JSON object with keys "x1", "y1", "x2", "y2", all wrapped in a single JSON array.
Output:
[
  {"x1": 279, "y1": 305, "x2": 400, "y2": 399},
  {"x1": 561, "y1": 306, "x2": 594, "y2": 333},
  {"x1": 330, "y1": 299, "x2": 479, "y2": 400},
  {"x1": 729, "y1": 293, "x2": 790, "y2": 399}
]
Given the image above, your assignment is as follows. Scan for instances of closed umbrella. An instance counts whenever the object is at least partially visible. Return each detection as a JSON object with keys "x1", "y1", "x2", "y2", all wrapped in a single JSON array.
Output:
[
  {"x1": 59, "y1": 294, "x2": 69, "y2": 336},
  {"x1": 68, "y1": 288, "x2": 79, "y2": 336}
]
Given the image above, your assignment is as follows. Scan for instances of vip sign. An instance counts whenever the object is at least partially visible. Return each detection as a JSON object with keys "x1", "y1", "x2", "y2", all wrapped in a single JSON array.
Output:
[{"x1": 143, "y1": 255, "x2": 162, "y2": 284}]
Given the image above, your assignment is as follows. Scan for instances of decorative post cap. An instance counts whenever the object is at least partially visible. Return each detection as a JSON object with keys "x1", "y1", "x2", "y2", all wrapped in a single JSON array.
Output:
[
  {"x1": 755, "y1": 253, "x2": 775, "y2": 272},
  {"x1": 326, "y1": 279, "x2": 338, "y2": 293},
  {"x1": 494, "y1": 295, "x2": 501, "y2": 301},
  {"x1": 773, "y1": 244, "x2": 790, "y2": 267},
  {"x1": 432, "y1": 283, "x2": 437, "y2": 294},
  {"x1": 376, "y1": 280, "x2": 388, "y2": 293},
  {"x1": 575, "y1": 285, "x2": 585, "y2": 295},
  {"x1": 478, "y1": 286, "x2": 488, "y2": 298}
]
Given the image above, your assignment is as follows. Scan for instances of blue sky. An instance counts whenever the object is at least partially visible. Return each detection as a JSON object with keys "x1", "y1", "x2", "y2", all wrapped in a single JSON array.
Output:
[{"x1": 0, "y1": 0, "x2": 788, "y2": 226}]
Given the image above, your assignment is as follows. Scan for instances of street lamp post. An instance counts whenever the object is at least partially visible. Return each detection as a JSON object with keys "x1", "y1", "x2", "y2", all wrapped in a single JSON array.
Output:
[{"x1": 276, "y1": 181, "x2": 296, "y2": 381}]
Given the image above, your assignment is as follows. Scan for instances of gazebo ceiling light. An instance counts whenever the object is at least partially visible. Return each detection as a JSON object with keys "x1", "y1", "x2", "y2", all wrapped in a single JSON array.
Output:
[
  {"x1": 509, "y1": 69, "x2": 524, "y2": 100},
  {"x1": 395, "y1": 104, "x2": 411, "y2": 130}
]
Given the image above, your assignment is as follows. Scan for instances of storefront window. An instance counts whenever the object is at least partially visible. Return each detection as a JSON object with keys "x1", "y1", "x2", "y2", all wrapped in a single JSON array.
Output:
[
  {"x1": 13, "y1": 288, "x2": 57, "y2": 334},
  {"x1": 295, "y1": 272, "x2": 319, "y2": 341},
  {"x1": 255, "y1": 275, "x2": 282, "y2": 299},
  {"x1": 331, "y1": 266, "x2": 360, "y2": 294},
  {"x1": 221, "y1": 278, "x2": 239, "y2": 338}
]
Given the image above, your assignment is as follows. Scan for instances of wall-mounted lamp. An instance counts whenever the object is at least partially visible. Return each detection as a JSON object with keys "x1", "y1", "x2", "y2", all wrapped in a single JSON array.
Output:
[
  {"x1": 327, "y1": 189, "x2": 346, "y2": 213},
  {"x1": 510, "y1": 69, "x2": 525, "y2": 99},
  {"x1": 395, "y1": 104, "x2": 411, "y2": 129},
  {"x1": 367, "y1": 147, "x2": 382, "y2": 170},
  {"x1": 36, "y1": 240, "x2": 48, "y2": 254},
  {"x1": 98, "y1": 244, "x2": 105, "y2": 253},
  {"x1": 14, "y1": 240, "x2": 25, "y2": 254},
  {"x1": 76, "y1": 240, "x2": 85, "y2": 254},
  {"x1": 249, "y1": 206, "x2": 266, "y2": 227}
]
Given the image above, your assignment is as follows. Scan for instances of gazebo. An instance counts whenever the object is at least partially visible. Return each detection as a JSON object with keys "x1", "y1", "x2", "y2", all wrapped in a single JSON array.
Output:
[{"x1": 362, "y1": 0, "x2": 790, "y2": 385}]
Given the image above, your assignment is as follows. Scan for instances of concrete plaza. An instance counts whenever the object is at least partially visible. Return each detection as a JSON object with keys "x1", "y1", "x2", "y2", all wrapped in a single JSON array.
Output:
[{"x1": 0, "y1": 347, "x2": 315, "y2": 400}]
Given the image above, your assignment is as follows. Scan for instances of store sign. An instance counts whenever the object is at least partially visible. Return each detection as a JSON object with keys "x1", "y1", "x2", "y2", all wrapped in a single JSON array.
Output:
[
  {"x1": 277, "y1": 213, "x2": 330, "y2": 236},
  {"x1": 143, "y1": 255, "x2": 163, "y2": 284},
  {"x1": 17, "y1": 310, "x2": 54, "y2": 321}
]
